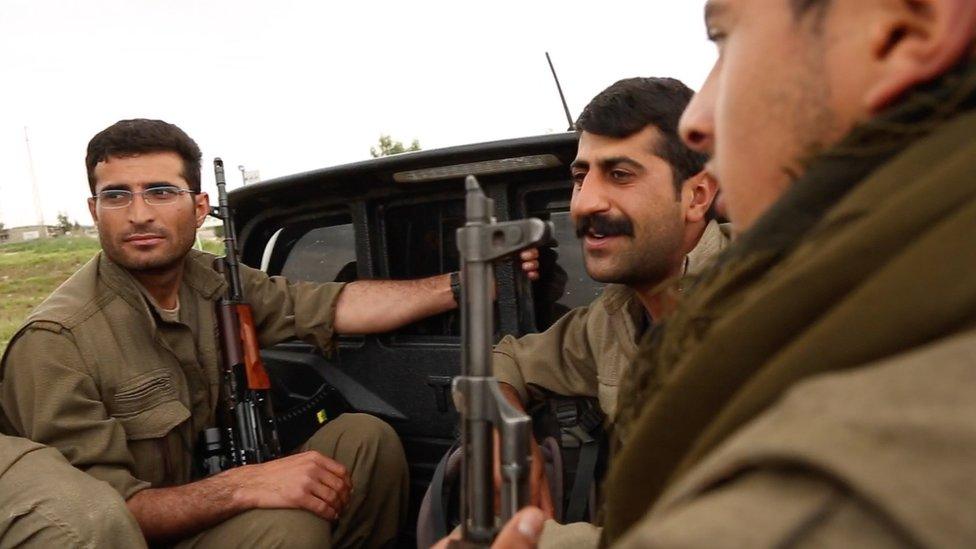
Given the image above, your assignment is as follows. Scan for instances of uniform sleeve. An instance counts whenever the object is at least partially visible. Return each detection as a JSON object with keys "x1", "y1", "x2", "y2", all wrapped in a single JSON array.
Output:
[
  {"x1": 0, "y1": 327, "x2": 150, "y2": 499},
  {"x1": 492, "y1": 305, "x2": 599, "y2": 405},
  {"x1": 238, "y1": 263, "x2": 347, "y2": 354}
]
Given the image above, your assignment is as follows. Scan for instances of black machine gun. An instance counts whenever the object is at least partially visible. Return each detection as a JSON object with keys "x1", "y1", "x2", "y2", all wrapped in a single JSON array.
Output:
[
  {"x1": 452, "y1": 176, "x2": 553, "y2": 546},
  {"x1": 199, "y1": 158, "x2": 282, "y2": 475}
]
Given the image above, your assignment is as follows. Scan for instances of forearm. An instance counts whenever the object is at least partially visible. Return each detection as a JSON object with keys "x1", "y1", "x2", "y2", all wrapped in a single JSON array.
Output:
[
  {"x1": 126, "y1": 471, "x2": 246, "y2": 543},
  {"x1": 333, "y1": 273, "x2": 455, "y2": 334},
  {"x1": 499, "y1": 381, "x2": 527, "y2": 412}
]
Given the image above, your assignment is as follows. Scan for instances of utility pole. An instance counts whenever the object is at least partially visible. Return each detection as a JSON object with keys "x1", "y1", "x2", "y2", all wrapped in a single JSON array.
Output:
[
  {"x1": 24, "y1": 127, "x2": 45, "y2": 227},
  {"x1": 238, "y1": 165, "x2": 247, "y2": 186}
]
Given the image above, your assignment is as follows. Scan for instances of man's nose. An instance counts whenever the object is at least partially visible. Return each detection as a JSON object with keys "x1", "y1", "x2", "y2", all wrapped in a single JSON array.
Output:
[
  {"x1": 679, "y1": 66, "x2": 718, "y2": 155},
  {"x1": 127, "y1": 192, "x2": 156, "y2": 223},
  {"x1": 571, "y1": 173, "x2": 612, "y2": 218}
]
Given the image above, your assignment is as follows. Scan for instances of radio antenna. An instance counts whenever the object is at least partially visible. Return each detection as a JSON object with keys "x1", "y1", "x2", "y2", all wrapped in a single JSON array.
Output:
[{"x1": 545, "y1": 52, "x2": 575, "y2": 131}]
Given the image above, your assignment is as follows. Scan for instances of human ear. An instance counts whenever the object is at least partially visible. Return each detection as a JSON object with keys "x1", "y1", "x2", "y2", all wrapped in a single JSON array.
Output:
[
  {"x1": 864, "y1": 0, "x2": 976, "y2": 111},
  {"x1": 682, "y1": 171, "x2": 718, "y2": 224},
  {"x1": 87, "y1": 197, "x2": 99, "y2": 224},
  {"x1": 195, "y1": 192, "x2": 210, "y2": 228}
]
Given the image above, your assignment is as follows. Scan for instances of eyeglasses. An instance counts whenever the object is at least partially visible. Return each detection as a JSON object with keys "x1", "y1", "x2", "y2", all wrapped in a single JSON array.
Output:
[{"x1": 94, "y1": 186, "x2": 195, "y2": 209}]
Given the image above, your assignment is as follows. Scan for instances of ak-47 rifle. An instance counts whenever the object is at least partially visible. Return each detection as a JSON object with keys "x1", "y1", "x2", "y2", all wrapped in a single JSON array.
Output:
[
  {"x1": 452, "y1": 176, "x2": 553, "y2": 546},
  {"x1": 199, "y1": 158, "x2": 282, "y2": 475}
]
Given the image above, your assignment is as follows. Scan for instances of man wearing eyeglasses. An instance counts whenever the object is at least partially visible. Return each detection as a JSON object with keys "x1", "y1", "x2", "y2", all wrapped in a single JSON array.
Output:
[{"x1": 0, "y1": 118, "x2": 537, "y2": 548}]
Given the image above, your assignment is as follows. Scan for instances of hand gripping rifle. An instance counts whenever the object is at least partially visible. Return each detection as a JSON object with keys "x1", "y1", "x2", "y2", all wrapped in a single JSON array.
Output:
[
  {"x1": 452, "y1": 176, "x2": 553, "y2": 546},
  {"x1": 199, "y1": 158, "x2": 282, "y2": 476}
]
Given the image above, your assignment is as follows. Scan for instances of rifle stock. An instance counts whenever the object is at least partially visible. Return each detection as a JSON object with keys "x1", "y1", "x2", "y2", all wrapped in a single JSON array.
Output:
[{"x1": 452, "y1": 176, "x2": 553, "y2": 545}]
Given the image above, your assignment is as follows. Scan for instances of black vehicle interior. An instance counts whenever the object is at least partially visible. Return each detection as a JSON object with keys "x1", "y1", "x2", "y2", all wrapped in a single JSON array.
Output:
[{"x1": 231, "y1": 135, "x2": 601, "y2": 543}]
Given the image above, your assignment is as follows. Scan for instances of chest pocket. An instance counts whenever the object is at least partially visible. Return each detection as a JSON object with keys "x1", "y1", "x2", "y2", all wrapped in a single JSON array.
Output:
[{"x1": 111, "y1": 369, "x2": 191, "y2": 487}]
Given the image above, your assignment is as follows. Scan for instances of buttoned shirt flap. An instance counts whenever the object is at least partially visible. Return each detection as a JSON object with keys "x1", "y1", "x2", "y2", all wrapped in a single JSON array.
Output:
[{"x1": 110, "y1": 369, "x2": 190, "y2": 440}]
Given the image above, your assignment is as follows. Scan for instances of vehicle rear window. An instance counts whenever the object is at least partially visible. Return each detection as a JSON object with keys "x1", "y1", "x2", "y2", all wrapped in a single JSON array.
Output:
[
  {"x1": 383, "y1": 200, "x2": 464, "y2": 337},
  {"x1": 275, "y1": 215, "x2": 357, "y2": 284}
]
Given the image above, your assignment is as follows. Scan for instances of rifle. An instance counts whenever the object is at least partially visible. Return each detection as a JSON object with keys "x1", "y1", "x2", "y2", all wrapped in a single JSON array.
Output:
[
  {"x1": 452, "y1": 176, "x2": 553, "y2": 545},
  {"x1": 199, "y1": 158, "x2": 282, "y2": 475}
]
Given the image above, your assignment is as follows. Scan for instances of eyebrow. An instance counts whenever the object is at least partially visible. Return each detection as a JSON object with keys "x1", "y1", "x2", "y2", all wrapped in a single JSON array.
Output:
[
  {"x1": 598, "y1": 156, "x2": 644, "y2": 172},
  {"x1": 96, "y1": 181, "x2": 177, "y2": 192}
]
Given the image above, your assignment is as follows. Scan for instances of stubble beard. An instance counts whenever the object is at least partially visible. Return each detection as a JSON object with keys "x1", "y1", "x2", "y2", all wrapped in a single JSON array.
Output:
[
  {"x1": 783, "y1": 26, "x2": 844, "y2": 183},
  {"x1": 99, "y1": 226, "x2": 195, "y2": 276},
  {"x1": 583, "y1": 221, "x2": 684, "y2": 288}
]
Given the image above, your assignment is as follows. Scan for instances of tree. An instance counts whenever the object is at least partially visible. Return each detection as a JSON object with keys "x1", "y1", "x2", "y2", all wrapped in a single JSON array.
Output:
[
  {"x1": 369, "y1": 135, "x2": 421, "y2": 158},
  {"x1": 56, "y1": 212, "x2": 73, "y2": 234}
]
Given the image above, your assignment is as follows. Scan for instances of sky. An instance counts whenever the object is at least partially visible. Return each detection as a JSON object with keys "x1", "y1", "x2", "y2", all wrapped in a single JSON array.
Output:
[{"x1": 0, "y1": 0, "x2": 715, "y2": 228}]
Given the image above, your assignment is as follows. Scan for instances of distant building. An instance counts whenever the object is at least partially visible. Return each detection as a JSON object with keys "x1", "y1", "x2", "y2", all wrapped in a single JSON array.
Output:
[{"x1": 1, "y1": 225, "x2": 57, "y2": 244}]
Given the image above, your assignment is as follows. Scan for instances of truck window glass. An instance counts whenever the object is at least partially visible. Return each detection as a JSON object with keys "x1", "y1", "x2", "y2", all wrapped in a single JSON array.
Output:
[
  {"x1": 279, "y1": 219, "x2": 357, "y2": 284},
  {"x1": 384, "y1": 200, "x2": 464, "y2": 337},
  {"x1": 527, "y1": 195, "x2": 605, "y2": 331}
]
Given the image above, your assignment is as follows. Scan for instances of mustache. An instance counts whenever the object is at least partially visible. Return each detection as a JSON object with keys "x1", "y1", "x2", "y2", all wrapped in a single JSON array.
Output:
[{"x1": 575, "y1": 214, "x2": 634, "y2": 239}]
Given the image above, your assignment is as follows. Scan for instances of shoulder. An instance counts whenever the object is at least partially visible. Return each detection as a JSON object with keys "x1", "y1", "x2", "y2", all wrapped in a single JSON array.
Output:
[
  {"x1": 183, "y1": 248, "x2": 225, "y2": 298},
  {"x1": 685, "y1": 220, "x2": 732, "y2": 277},
  {"x1": 21, "y1": 253, "x2": 105, "y2": 331},
  {"x1": 655, "y1": 328, "x2": 976, "y2": 548}
]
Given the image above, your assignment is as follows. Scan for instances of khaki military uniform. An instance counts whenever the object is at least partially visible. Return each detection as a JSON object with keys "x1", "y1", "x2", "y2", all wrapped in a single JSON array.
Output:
[
  {"x1": 493, "y1": 220, "x2": 730, "y2": 422},
  {"x1": 613, "y1": 328, "x2": 976, "y2": 548},
  {"x1": 0, "y1": 249, "x2": 407, "y2": 548},
  {"x1": 0, "y1": 434, "x2": 146, "y2": 548}
]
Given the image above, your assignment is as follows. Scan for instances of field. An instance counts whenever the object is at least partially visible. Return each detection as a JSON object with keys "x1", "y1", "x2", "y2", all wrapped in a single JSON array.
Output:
[{"x1": 0, "y1": 236, "x2": 223, "y2": 354}]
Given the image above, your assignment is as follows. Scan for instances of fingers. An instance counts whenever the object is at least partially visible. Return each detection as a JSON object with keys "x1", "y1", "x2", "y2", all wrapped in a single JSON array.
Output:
[
  {"x1": 300, "y1": 492, "x2": 340, "y2": 521},
  {"x1": 307, "y1": 451, "x2": 350, "y2": 480},
  {"x1": 520, "y1": 248, "x2": 541, "y2": 281},
  {"x1": 432, "y1": 509, "x2": 543, "y2": 549},
  {"x1": 305, "y1": 476, "x2": 345, "y2": 519},
  {"x1": 305, "y1": 451, "x2": 354, "y2": 493},
  {"x1": 492, "y1": 507, "x2": 545, "y2": 549},
  {"x1": 431, "y1": 527, "x2": 460, "y2": 549},
  {"x1": 538, "y1": 478, "x2": 555, "y2": 520}
]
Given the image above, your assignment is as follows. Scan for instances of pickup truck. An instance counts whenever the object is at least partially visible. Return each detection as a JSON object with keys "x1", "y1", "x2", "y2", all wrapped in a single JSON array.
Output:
[{"x1": 228, "y1": 132, "x2": 603, "y2": 543}]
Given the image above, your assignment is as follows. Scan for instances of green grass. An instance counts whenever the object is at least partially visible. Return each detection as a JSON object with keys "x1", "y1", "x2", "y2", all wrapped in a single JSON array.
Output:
[
  {"x1": 0, "y1": 236, "x2": 226, "y2": 353},
  {"x1": 0, "y1": 237, "x2": 102, "y2": 353}
]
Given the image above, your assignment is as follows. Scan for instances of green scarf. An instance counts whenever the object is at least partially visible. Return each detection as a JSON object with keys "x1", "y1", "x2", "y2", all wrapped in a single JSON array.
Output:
[{"x1": 602, "y1": 58, "x2": 976, "y2": 544}]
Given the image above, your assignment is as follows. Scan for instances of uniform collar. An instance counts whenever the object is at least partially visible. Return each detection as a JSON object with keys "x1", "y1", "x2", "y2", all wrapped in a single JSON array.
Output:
[
  {"x1": 98, "y1": 249, "x2": 227, "y2": 328},
  {"x1": 684, "y1": 220, "x2": 731, "y2": 277}
]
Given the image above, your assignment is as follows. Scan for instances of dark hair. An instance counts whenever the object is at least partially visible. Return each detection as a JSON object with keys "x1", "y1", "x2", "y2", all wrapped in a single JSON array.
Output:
[
  {"x1": 575, "y1": 77, "x2": 707, "y2": 190},
  {"x1": 86, "y1": 119, "x2": 202, "y2": 194}
]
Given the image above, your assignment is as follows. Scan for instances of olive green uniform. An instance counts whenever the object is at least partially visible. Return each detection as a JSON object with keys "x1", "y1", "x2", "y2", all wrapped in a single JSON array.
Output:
[
  {"x1": 492, "y1": 220, "x2": 730, "y2": 422},
  {"x1": 599, "y1": 59, "x2": 976, "y2": 546},
  {"x1": 0, "y1": 434, "x2": 146, "y2": 548},
  {"x1": 0, "y1": 249, "x2": 407, "y2": 548},
  {"x1": 614, "y1": 328, "x2": 976, "y2": 548}
]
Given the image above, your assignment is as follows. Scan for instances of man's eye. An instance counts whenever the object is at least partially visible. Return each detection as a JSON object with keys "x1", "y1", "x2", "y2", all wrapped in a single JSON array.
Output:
[
  {"x1": 102, "y1": 190, "x2": 129, "y2": 200},
  {"x1": 610, "y1": 170, "x2": 631, "y2": 181},
  {"x1": 571, "y1": 172, "x2": 586, "y2": 186},
  {"x1": 148, "y1": 187, "x2": 179, "y2": 198}
]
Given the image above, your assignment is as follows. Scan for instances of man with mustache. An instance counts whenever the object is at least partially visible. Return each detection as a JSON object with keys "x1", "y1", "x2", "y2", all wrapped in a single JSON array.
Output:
[
  {"x1": 476, "y1": 0, "x2": 976, "y2": 546},
  {"x1": 490, "y1": 77, "x2": 727, "y2": 525},
  {"x1": 0, "y1": 118, "x2": 539, "y2": 548}
]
